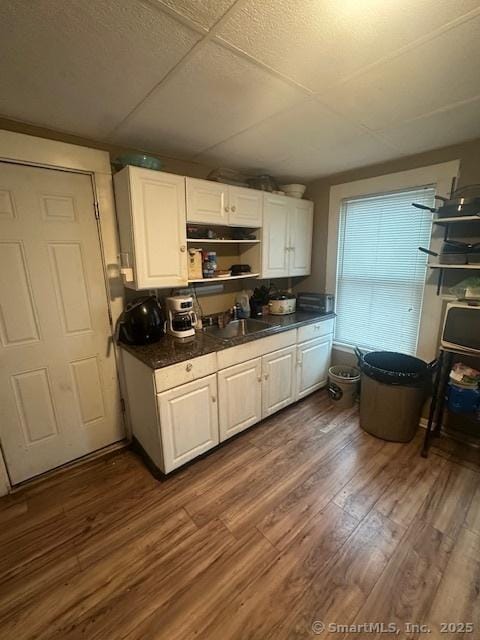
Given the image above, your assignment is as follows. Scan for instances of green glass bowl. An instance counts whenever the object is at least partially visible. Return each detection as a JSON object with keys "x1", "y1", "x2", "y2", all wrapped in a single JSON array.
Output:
[{"x1": 114, "y1": 153, "x2": 163, "y2": 171}]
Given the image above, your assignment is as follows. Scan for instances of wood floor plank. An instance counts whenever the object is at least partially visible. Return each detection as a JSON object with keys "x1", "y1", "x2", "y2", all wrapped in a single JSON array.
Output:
[
  {"x1": 417, "y1": 459, "x2": 479, "y2": 541},
  {"x1": 465, "y1": 483, "x2": 480, "y2": 536},
  {"x1": 0, "y1": 513, "x2": 221, "y2": 640},
  {"x1": 0, "y1": 391, "x2": 479, "y2": 640},
  {"x1": 256, "y1": 432, "x2": 385, "y2": 550},
  {"x1": 187, "y1": 409, "x2": 359, "y2": 529},
  {"x1": 196, "y1": 502, "x2": 359, "y2": 640},
  {"x1": 44, "y1": 520, "x2": 238, "y2": 640},
  {"x1": 278, "y1": 509, "x2": 405, "y2": 640},
  {"x1": 219, "y1": 411, "x2": 361, "y2": 537},
  {"x1": 350, "y1": 519, "x2": 454, "y2": 640},
  {"x1": 332, "y1": 435, "x2": 424, "y2": 521},
  {"x1": 427, "y1": 526, "x2": 480, "y2": 638},
  {"x1": 123, "y1": 528, "x2": 278, "y2": 640},
  {"x1": 375, "y1": 450, "x2": 448, "y2": 529}
]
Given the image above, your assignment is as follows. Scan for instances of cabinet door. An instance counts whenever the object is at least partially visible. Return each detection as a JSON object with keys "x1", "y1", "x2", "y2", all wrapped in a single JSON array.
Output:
[
  {"x1": 157, "y1": 375, "x2": 219, "y2": 473},
  {"x1": 228, "y1": 186, "x2": 263, "y2": 227},
  {"x1": 129, "y1": 168, "x2": 188, "y2": 289},
  {"x1": 289, "y1": 199, "x2": 314, "y2": 277},
  {"x1": 296, "y1": 336, "x2": 332, "y2": 400},
  {"x1": 261, "y1": 194, "x2": 290, "y2": 278},
  {"x1": 218, "y1": 358, "x2": 262, "y2": 441},
  {"x1": 262, "y1": 346, "x2": 296, "y2": 418},
  {"x1": 186, "y1": 177, "x2": 228, "y2": 225}
]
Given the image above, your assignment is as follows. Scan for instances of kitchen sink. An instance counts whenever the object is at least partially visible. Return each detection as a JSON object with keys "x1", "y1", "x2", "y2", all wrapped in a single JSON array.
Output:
[{"x1": 202, "y1": 318, "x2": 272, "y2": 341}]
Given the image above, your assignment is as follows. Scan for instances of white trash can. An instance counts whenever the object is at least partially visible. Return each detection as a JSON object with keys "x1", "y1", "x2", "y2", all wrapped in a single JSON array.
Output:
[{"x1": 328, "y1": 366, "x2": 361, "y2": 410}]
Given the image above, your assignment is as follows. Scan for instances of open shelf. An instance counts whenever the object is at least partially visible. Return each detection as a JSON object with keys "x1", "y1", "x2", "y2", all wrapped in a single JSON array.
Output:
[
  {"x1": 187, "y1": 238, "x2": 260, "y2": 244},
  {"x1": 433, "y1": 215, "x2": 480, "y2": 224},
  {"x1": 429, "y1": 264, "x2": 480, "y2": 270},
  {"x1": 188, "y1": 273, "x2": 260, "y2": 284}
]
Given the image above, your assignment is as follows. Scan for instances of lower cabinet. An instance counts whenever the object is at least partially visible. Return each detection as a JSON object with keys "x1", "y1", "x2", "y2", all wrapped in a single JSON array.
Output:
[
  {"x1": 122, "y1": 320, "x2": 334, "y2": 473},
  {"x1": 296, "y1": 336, "x2": 332, "y2": 400},
  {"x1": 218, "y1": 358, "x2": 262, "y2": 442},
  {"x1": 262, "y1": 345, "x2": 296, "y2": 418},
  {"x1": 157, "y1": 374, "x2": 219, "y2": 472}
]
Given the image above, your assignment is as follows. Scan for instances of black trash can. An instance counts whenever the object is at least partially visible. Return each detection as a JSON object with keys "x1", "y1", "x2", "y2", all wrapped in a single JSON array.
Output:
[{"x1": 355, "y1": 349, "x2": 436, "y2": 442}]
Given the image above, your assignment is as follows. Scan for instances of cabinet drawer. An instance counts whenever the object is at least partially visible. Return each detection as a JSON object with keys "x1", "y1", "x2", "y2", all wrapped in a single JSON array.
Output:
[
  {"x1": 154, "y1": 353, "x2": 217, "y2": 393},
  {"x1": 297, "y1": 318, "x2": 334, "y2": 343},
  {"x1": 217, "y1": 329, "x2": 297, "y2": 370}
]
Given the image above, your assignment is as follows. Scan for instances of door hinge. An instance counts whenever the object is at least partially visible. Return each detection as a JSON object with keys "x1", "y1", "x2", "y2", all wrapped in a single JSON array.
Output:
[
  {"x1": 120, "y1": 397, "x2": 126, "y2": 413},
  {"x1": 94, "y1": 201, "x2": 100, "y2": 219}
]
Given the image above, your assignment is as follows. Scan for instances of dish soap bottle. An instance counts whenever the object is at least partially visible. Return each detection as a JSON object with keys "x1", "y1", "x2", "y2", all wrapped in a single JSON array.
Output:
[{"x1": 235, "y1": 290, "x2": 250, "y2": 318}]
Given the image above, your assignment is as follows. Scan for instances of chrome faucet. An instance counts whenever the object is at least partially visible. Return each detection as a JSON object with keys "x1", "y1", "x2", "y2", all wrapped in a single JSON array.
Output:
[{"x1": 230, "y1": 303, "x2": 242, "y2": 321}]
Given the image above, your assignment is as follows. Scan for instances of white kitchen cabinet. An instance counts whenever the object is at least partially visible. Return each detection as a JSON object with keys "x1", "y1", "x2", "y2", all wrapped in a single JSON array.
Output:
[
  {"x1": 186, "y1": 178, "x2": 262, "y2": 227},
  {"x1": 261, "y1": 194, "x2": 313, "y2": 278},
  {"x1": 296, "y1": 336, "x2": 332, "y2": 400},
  {"x1": 121, "y1": 319, "x2": 333, "y2": 475},
  {"x1": 261, "y1": 193, "x2": 290, "y2": 278},
  {"x1": 228, "y1": 185, "x2": 263, "y2": 227},
  {"x1": 262, "y1": 346, "x2": 296, "y2": 417},
  {"x1": 114, "y1": 166, "x2": 188, "y2": 289},
  {"x1": 218, "y1": 358, "x2": 262, "y2": 441},
  {"x1": 289, "y1": 199, "x2": 314, "y2": 277},
  {"x1": 157, "y1": 374, "x2": 219, "y2": 473},
  {"x1": 185, "y1": 178, "x2": 228, "y2": 225}
]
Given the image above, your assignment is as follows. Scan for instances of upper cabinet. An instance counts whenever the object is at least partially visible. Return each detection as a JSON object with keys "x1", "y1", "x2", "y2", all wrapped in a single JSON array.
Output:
[
  {"x1": 228, "y1": 185, "x2": 263, "y2": 227},
  {"x1": 185, "y1": 178, "x2": 228, "y2": 226},
  {"x1": 262, "y1": 193, "x2": 290, "y2": 278},
  {"x1": 186, "y1": 178, "x2": 262, "y2": 227},
  {"x1": 114, "y1": 166, "x2": 188, "y2": 290},
  {"x1": 289, "y1": 199, "x2": 314, "y2": 277},
  {"x1": 261, "y1": 194, "x2": 313, "y2": 279},
  {"x1": 113, "y1": 169, "x2": 313, "y2": 288}
]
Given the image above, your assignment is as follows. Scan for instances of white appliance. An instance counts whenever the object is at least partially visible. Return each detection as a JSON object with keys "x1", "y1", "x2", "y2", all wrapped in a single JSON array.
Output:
[
  {"x1": 166, "y1": 296, "x2": 197, "y2": 338},
  {"x1": 268, "y1": 293, "x2": 297, "y2": 315},
  {"x1": 441, "y1": 302, "x2": 480, "y2": 354}
]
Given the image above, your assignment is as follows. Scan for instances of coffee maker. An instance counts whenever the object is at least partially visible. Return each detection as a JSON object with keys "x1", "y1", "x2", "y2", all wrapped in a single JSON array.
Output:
[{"x1": 165, "y1": 295, "x2": 197, "y2": 338}]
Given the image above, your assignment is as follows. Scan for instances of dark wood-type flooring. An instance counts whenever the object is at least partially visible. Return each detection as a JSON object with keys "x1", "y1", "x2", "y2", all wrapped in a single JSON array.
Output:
[{"x1": 1, "y1": 390, "x2": 479, "y2": 639}]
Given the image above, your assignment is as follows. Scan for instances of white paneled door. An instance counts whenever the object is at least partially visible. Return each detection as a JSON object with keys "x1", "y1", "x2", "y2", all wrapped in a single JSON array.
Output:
[{"x1": 0, "y1": 162, "x2": 124, "y2": 484}]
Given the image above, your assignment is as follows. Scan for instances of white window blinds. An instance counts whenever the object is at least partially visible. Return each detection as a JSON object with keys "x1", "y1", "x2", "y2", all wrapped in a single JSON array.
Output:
[{"x1": 335, "y1": 186, "x2": 435, "y2": 355}]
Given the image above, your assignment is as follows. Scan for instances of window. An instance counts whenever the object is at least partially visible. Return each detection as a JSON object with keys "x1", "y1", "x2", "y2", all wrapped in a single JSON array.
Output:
[{"x1": 335, "y1": 187, "x2": 435, "y2": 355}]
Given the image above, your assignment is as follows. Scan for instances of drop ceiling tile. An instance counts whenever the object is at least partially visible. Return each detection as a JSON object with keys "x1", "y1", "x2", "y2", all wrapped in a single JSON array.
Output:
[
  {"x1": 155, "y1": 0, "x2": 237, "y2": 29},
  {"x1": 0, "y1": 0, "x2": 200, "y2": 138},
  {"x1": 196, "y1": 99, "x2": 397, "y2": 179},
  {"x1": 378, "y1": 98, "x2": 480, "y2": 155},
  {"x1": 321, "y1": 15, "x2": 480, "y2": 131},
  {"x1": 217, "y1": 0, "x2": 480, "y2": 90},
  {"x1": 270, "y1": 136, "x2": 400, "y2": 181},
  {"x1": 112, "y1": 41, "x2": 307, "y2": 156}
]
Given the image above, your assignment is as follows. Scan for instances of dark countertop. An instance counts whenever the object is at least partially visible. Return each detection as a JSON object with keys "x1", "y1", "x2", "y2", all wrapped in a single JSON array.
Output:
[{"x1": 119, "y1": 311, "x2": 335, "y2": 370}]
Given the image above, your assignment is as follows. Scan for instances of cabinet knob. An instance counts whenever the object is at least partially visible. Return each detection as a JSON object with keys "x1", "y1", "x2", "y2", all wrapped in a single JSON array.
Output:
[
  {"x1": 264, "y1": 373, "x2": 269, "y2": 380},
  {"x1": 231, "y1": 205, "x2": 236, "y2": 212},
  {"x1": 257, "y1": 376, "x2": 262, "y2": 382},
  {"x1": 224, "y1": 206, "x2": 230, "y2": 212},
  {"x1": 186, "y1": 363, "x2": 193, "y2": 372},
  {"x1": 180, "y1": 245, "x2": 186, "y2": 253},
  {"x1": 212, "y1": 396, "x2": 216, "y2": 403}
]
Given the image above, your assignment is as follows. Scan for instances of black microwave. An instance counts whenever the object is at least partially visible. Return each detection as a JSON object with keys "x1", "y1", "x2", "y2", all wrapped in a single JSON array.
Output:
[{"x1": 441, "y1": 302, "x2": 480, "y2": 354}]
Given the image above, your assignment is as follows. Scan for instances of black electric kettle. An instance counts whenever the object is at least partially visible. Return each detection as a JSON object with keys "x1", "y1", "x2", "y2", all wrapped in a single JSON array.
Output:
[{"x1": 117, "y1": 296, "x2": 165, "y2": 345}]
